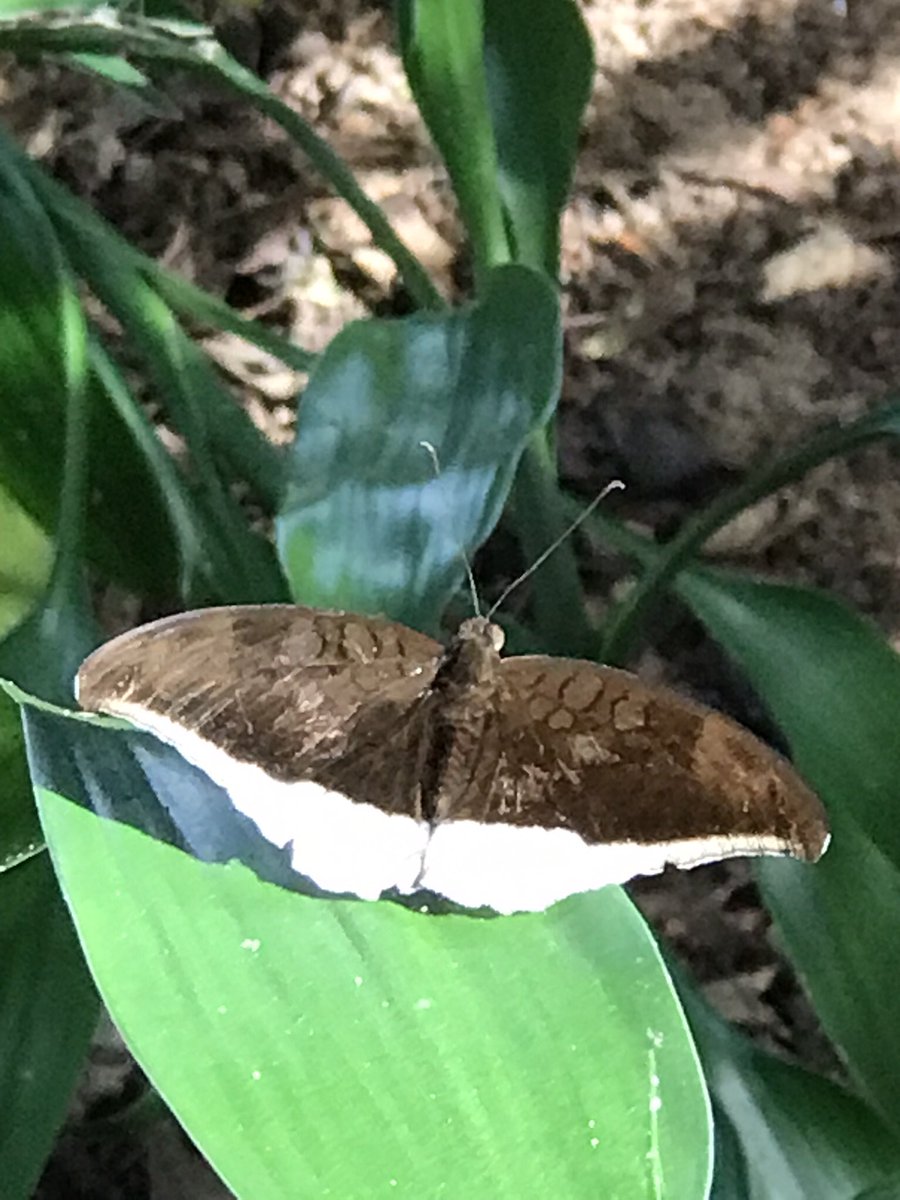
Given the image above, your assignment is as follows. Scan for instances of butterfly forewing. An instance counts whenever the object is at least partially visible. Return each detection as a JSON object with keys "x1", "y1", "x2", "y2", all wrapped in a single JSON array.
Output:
[
  {"x1": 490, "y1": 655, "x2": 827, "y2": 853},
  {"x1": 416, "y1": 652, "x2": 829, "y2": 913},
  {"x1": 77, "y1": 606, "x2": 446, "y2": 899},
  {"x1": 78, "y1": 606, "x2": 442, "y2": 778}
]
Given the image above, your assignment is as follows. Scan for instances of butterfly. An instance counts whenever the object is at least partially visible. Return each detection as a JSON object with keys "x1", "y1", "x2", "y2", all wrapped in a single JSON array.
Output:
[{"x1": 76, "y1": 604, "x2": 829, "y2": 914}]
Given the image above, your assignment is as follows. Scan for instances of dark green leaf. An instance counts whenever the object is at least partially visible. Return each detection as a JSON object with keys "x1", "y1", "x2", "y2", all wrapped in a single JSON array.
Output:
[
  {"x1": 0, "y1": 693, "x2": 40, "y2": 871},
  {"x1": 276, "y1": 264, "x2": 561, "y2": 629},
  {"x1": 681, "y1": 976, "x2": 900, "y2": 1199},
  {"x1": 0, "y1": 131, "x2": 179, "y2": 597},
  {"x1": 0, "y1": 853, "x2": 98, "y2": 1200},
  {"x1": 851, "y1": 1179, "x2": 900, "y2": 1200},
  {"x1": 708, "y1": 1099, "x2": 750, "y2": 1200},
  {"x1": 676, "y1": 569, "x2": 900, "y2": 1129}
]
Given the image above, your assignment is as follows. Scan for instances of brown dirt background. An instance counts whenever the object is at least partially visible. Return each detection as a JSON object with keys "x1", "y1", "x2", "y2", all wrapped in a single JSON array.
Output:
[{"x1": 4, "y1": 0, "x2": 899, "y2": 1193}]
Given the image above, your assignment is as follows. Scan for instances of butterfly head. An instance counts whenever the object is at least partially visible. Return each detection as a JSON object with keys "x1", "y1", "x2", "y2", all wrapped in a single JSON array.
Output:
[{"x1": 433, "y1": 618, "x2": 505, "y2": 695}]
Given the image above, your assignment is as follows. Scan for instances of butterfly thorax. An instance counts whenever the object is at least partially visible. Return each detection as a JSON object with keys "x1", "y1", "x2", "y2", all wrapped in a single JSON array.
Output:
[{"x1": 418, "y1": 618, "x2": 505, "y2": 822}]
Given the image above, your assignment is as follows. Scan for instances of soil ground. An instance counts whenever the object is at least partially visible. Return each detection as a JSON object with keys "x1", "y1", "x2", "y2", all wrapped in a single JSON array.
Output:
[{"x1": 5, "y1": 0, "x2": 900, "y2": 1193}]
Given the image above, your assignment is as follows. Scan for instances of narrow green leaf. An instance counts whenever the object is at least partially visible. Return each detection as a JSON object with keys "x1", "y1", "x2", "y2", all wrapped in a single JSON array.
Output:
[
  {"x1": 708, "y1": 1100, "x2": 751, "y2": 1199},
  {"x1": 29, "y1": 710, "x2": 712, "y2": 1198},
  {"x1": 0, "y1": 486, "x2": 51, "y2": 870},
  {"x1": 0, "y1": 853, "x2": 98, "y2": 1200},
  {"x1": 675, "y1": 569, "x2": 900, "y2": 1129},
  {"x1": 0, "y1": 9, "x2": 443, "y2": 311},
  {"x1": 277, "y1": 264, "x2": 561, "y2": 629},
  {"x1": 36, "y1": 225, "x2": 287, "y2": 601},
  {"x1": 20, "y1": 155, "x2": 315, "y2": 374},
  {"x1": 601, "y1": 398, "x2": 900, "y2": 666},
  {"x1": 0, "y1": 131, "x2": 180, "y2": 596},
  {"x1": 0, "y1": 0, "x2": 96, "y2": 10},
  {"x1": 0, "y1": 694, "x2": 40, "y2": 872},
  {"x1": 483, "y1": 0, "x2": 593, "y2": 275},
  {"x1": 70, "y1": 51, "x2": 151, "y2": 87},
  {"x1": 398, "y1": 0, "x2": 511, "y2": 276}
]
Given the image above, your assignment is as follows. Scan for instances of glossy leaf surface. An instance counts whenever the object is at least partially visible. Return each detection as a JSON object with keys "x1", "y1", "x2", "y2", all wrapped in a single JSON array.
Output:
[
  {"x1": 277, "y1": 265, "x2": 560, "y2": 630},
  {"x1": 30, "y1": 709, "x2": 712, "y2": 1198},
  {"x1": 676, "y1": 569, "x2": 900, "y2": 1129}
]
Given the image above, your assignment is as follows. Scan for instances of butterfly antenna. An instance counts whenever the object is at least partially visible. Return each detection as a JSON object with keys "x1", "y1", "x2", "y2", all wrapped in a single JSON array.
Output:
[
  {"x1": 419, "y1": 441, "x2": 483, "y2": 619},
  {"x1": 486, "y1": 479, "x2": 625, "y2": 620}
]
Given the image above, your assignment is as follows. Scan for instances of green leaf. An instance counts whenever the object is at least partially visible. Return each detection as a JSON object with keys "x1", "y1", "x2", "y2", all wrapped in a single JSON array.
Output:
[
  {"x1": 681, "y1": 978, "x2": 900, "y2": 1199},
  {"x1": 276, "y1": 264, "x2": 561, "y2": 629},
  {"x1": 0, "y1": 693, "x2": 40, "y2": 872},
  {"x1": 0, "y1": 0, "x2": 97, "y2": 10},
  {"x1": 34, "y1": 218, "x2": 287, "y2": 603},
  {"x1": 483, "y1": 0, "x2": 593, "y2": 275},
  {"x1": 0, "y1": 484, "x2": 52, "y2": 638},
  {"x1": 0, "y1": 853, "x2": 98, "y2": 1200},
  {"x1": 28, "y1": 702, "x2": 712, "y2": 1197},
  {"x1": 70, "y1": 50, "x2": 152, "y2": 88},
  {"x1": 398, "y1": 0, "x2": 511, "y2": 275},
  {"x1": 675, "y1": 569, "x2": 900, "y2": 1129},
  {"x1": 852, "y1": 1179, "x2": 900, "y2": 1200},
  {"x1": 0, "y1": 326, "x2": 55, "y2": 873},
  {"x1": 0, "y1": 130, "x2": 180, "y2": 597}
]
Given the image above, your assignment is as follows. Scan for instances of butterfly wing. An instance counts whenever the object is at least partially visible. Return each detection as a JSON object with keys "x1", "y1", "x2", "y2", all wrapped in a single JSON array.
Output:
[
  {"x1": 420, "y1": 655, "x2": 829, "y2": 913},
  {"x1": 77, "y1": 605, "x2": 444, "y2": 898}
]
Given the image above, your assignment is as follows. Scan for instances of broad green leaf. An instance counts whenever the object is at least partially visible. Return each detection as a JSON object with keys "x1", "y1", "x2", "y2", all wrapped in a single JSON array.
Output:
[
  {"x1": 483, "y1": 0, "x2": 593, "y2": 275},
  {"x1": 0, "y1": 852, "x2": 98, "y2": 1200},
  {"x1": 277, "y1": 264, "x2": 561, "y2": 630},
  {"x1": 29, "y1": 702, "x2": 712, "y2": 1198},
  {"x1": 681, "y1": 978, "x2": 900, "y2": 1198},
  {"x1": 675, "y1": 569, "x2": 900, "y2": 1129},
  {"x1": 398, "y1": 0, "x2": 511, "y2": 275},
  {"x1": 0, "y1": 131, "x2": 179, "y2": 597}
]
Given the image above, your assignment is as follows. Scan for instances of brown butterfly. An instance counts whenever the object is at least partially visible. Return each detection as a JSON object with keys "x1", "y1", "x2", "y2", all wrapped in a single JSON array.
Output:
[{"x1": 76, "y1": 604, "x2": 829, "y2": 913}]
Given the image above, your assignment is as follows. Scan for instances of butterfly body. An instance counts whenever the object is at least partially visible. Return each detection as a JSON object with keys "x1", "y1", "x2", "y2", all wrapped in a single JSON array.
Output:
[{"x1": 77, "y1": 605, "x2": 829, "y2": 913}]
